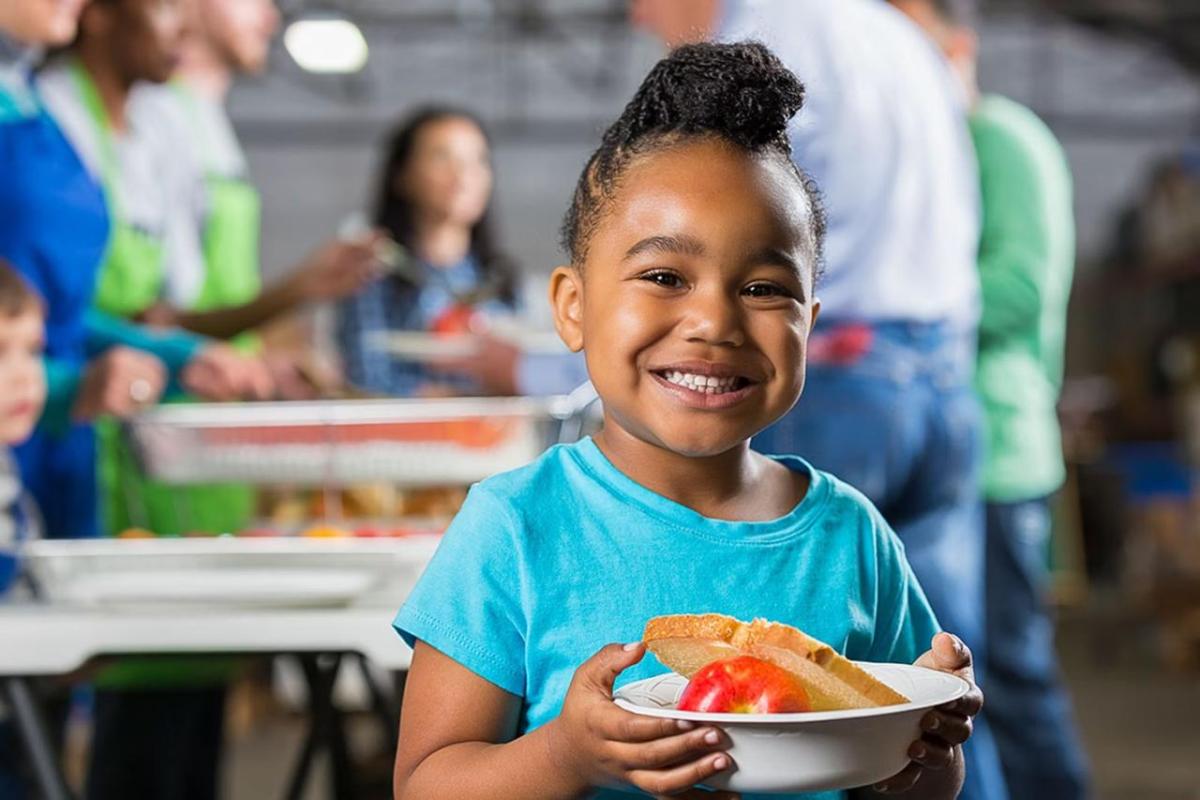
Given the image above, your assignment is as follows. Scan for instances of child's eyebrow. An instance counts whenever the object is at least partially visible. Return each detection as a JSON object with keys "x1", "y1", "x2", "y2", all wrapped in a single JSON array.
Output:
[
  {"x1": 749, "y1": 247, "x2": 805, "y2": 279},
  {"x1": 623, "y1": 234, "x2": 706, "y2": 261}
]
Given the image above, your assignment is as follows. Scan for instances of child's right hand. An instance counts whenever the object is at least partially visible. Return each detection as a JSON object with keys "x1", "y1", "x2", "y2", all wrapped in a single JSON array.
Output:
[{"x1": 546, "y1": 642, "x2": 739, "y2": 799}]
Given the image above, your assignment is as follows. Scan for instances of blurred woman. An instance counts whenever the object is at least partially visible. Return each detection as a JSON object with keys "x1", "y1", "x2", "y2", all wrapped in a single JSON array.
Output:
[{"x1": 338, "y1": 106, "x2": 519, "y2": 397}]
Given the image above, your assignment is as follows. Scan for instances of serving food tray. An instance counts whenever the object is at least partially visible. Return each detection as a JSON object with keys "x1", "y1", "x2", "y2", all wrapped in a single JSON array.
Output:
[
  {"x1": 22, "y1": 536, "x2": 441, "y2": 609},
  {"x1": 123, "y1": 396, "x2": 587, "y2": 486}
]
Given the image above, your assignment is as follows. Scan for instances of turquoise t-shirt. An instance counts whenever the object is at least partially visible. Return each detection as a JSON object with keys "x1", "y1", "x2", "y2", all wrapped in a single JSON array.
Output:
[{"x1": 394, "y1": 437, "x2": 940, "y2": 800}]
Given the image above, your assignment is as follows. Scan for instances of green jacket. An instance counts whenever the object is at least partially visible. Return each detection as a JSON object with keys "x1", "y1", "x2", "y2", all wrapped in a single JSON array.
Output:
[{"x1": 970, "y1": 95, "x2": 1075, "y2": 502}]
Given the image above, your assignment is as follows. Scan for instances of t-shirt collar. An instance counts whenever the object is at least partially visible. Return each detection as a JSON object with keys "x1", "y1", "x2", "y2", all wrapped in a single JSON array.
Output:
[{"x1": 568, "y1": 435, "x2": 829, "y2": 545}]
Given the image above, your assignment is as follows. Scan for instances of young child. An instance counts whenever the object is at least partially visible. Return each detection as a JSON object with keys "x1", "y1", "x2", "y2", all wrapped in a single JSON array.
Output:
[
  {"x1": 0, "y1": 261, "x2": 45, "y2": 596},
  {"x1": 391, "y1": 43, "x2": 982, "y2": 800}
]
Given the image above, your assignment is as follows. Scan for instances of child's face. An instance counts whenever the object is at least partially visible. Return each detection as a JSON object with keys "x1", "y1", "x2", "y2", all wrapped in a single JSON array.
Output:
[
  {"x1": 0, "y1": 308, "x2": 47, "y2": 445},
  {"x1": 552, "y1": 138, "x2": 820, "y2": 458}
]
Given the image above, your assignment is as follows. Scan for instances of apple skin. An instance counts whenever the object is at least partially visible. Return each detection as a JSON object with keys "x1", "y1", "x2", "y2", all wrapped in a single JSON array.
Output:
[{"x1": 677, "y1": 656, "x2": 811, "y2": 714}]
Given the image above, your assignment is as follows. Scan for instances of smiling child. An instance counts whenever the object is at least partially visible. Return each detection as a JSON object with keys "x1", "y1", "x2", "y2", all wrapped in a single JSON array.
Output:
[{"x1": 391, "y1": 42, "x2": 982, "y2": 800}]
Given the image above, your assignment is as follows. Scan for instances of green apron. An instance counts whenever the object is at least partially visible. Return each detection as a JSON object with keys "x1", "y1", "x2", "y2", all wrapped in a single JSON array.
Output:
[{"x1": 74, "y1": 69, "x2": 253, "y2": 688}]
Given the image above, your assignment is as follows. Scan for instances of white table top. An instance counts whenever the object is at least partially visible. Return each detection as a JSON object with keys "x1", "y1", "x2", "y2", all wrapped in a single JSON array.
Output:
[{"x1": 0, "y1": 604, "x2": 413, "y2": 676}]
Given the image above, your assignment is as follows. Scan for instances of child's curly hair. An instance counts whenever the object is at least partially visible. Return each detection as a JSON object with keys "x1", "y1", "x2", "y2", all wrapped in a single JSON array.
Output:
[{"x1": 560, "y1": 40, "x2": 826, "y2": 271}]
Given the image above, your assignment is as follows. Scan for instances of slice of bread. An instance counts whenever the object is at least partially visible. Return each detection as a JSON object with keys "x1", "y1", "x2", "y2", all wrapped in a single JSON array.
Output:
[{"x1": 643, "y1": 614, "x2": 909, "y2": 712}]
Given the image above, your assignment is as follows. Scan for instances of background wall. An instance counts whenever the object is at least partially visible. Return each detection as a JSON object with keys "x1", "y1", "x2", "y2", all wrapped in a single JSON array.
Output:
[{"x1": 228, "y1": 2, "x2": 1200, "y2": 321}]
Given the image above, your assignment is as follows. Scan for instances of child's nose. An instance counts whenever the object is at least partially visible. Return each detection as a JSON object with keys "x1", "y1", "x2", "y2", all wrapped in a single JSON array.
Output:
[{"x1": 679, "y1": 286, "x2": 745, "y2": 347}]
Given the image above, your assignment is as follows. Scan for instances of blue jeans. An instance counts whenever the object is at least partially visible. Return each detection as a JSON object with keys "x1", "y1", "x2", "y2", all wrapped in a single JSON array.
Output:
[
  {"x1": 985, "y1": 498, "x2": 1090, "y2": 800},
  {"x1": 753, "y1": 321, "x2": 1008, "y2": 800}
]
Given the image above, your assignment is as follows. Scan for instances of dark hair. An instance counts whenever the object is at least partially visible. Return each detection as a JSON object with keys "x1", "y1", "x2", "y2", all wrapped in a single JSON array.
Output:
[
  {"x1": 0, "y1": 260, "x2": 42, "y2": 318},
  {"x1": 560, "y1": 40, "x2": 825, "y2": 270},
  {"x1": 371, "y1": 105, "x2": 518, "y2": 305}
]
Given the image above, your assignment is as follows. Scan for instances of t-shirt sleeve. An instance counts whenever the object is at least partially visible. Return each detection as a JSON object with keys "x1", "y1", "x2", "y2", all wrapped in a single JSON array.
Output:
[
  {"x1": 865, "y1": 516, "x2": 942, "y2": 665},
  {"x1": 394, "y1": 484, "x2": 527, "y2": 696}
]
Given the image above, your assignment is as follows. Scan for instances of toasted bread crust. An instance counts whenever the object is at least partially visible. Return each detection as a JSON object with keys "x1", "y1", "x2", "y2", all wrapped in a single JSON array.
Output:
[
  {"x1": 642, "y1": 613, "x2": 742, "y2": 646},
  {"x1": 642, "y1": 613, "x2": 909, "y2": 709}
]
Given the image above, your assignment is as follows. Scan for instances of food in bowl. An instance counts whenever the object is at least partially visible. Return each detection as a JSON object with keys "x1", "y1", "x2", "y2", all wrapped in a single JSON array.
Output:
[
  {"x1": 677, "y1": 655, "x2": 811, "y2": 713},
  {"x1": 644, "y1": 613, "x2": 908, "y2": 711}
]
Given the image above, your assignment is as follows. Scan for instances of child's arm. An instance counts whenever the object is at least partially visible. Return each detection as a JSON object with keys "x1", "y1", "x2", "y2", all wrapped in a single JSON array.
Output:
[
  {"x1": 394, "y1": 641, "x2": 737, "y2": 800},
  {"x1": 850, "y1": 634, "x2": 981, "y2": 800}
]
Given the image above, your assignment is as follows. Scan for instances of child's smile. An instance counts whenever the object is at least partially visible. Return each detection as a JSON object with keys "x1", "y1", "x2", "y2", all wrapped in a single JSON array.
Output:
[
  {"x1": 552, "y1": 138, "x2": 820, "y2": 459},
  {"x1": 649, "y1": 360, "x2": 761, "y2": 410}
]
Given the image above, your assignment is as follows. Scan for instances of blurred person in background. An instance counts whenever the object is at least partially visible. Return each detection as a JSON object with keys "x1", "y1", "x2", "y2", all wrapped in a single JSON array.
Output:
[
  {"x1": 2, "y1": 0, "x2": 259, "y2": 543},
  {"x1": 0, "y1": 263, "x2": 48, "y2": 799},
  {"x1": 631, "y1": 2, "x2": 1006, "y2": 799},
  {"x1": 338, "y1": 106, "x2": 522, "y2": 397},
  {"x1": 33, "y1": 2, "x2": 289, "y2": 798},
  {"x1": 891, "y1": 2, "x2": 1090, "y2": 798},
  {"x1": 130, "y1": 0, "x2": 382, "y2": 361}
]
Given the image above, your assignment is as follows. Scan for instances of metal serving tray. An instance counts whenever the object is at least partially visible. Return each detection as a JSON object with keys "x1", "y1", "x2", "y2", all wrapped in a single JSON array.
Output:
[
  {"x1": 123, "y1": 395, "x2": 590, "y2": 487},
  {"x1": 22, "y1": 536, "x2": 441, "y2": 610}
]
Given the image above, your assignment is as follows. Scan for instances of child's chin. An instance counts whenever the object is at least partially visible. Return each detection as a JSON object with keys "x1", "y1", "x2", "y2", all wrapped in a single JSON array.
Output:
[
  {"x1": 1, "y1": 419, "x2": 36, "y2": 445},
  {"x1": 658, "y1": 431, "x2": 748, "y2": 459}
]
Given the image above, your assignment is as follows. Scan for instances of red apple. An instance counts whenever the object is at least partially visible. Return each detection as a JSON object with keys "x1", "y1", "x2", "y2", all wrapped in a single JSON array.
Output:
[
  {"x1": 677, "y1": 656, "x2": 811, "y2": 714},
  {"x1": 429, "y1": 303, "x2": 478, "y2": 336}
]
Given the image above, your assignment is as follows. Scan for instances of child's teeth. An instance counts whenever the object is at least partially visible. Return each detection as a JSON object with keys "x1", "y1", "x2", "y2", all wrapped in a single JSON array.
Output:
[{"x1": 663, "y1": 371, "x2": 738, "y2": 393}]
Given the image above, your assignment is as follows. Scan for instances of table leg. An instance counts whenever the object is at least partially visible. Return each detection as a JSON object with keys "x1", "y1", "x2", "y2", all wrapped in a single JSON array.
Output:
[
  {"x1": 283, "y1": 654, "x2": 356, "y2": 800},
  {"x1": 1, "y1": 677, "x2": 74, "y2": 800},
  {"x1": 355, "y1": 654, "x2": 398, "y2": 755}
]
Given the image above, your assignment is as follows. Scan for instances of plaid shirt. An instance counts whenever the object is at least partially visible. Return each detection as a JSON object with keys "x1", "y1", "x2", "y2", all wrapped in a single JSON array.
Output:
[
  {"x1": 336, "y1": 255, "x2": 514, "y2": 397},
  {"x1": 1, "y1": 448, "x2": 39, "y2": 595}
]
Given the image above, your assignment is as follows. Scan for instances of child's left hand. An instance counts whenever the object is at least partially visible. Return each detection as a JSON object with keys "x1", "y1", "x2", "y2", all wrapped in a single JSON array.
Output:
[{"x1": 872, "y1": 632, "x2": 982, "y2": 794}]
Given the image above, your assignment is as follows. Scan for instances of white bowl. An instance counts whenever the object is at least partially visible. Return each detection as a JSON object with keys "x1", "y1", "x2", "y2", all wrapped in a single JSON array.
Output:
[{"x1": 613, "y1": 662, "x2": 969, "y2": 794}]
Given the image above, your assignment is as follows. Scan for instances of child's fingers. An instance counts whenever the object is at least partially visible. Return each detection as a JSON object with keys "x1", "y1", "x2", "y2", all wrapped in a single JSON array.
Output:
[
  {"x1": 872, "y1": 761, "x2": 923, "y2": 794},
  {"x1": 908, "y1": 735, "x2": 954, "y2": 771},
  {"x1": 600, "y1": 708, "x2": 697, "y2": 743},
  {"x1": 610, "y1": 726, "x2": 728, "y2": 769},
  {"x1": 919, "y1": 709, "x2": 973, "y2": 746},
  {"x1": 576, "y1": 643, "x2": 646, "y2": 696},
  {"x1": 931, "y1": 632, "x2": 973, "y2": 673},
  {"x1": 627, "y1": 751, "x2": 733, "y2": 797},
  {"x1": 938, "y1": 686, "x2": 983, "y2": 718}
]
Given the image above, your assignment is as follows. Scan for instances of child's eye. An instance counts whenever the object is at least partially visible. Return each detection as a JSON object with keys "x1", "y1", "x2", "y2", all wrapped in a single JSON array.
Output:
[
  {"x1": 638, "y1": 270, "x2": 686, "y2": 290},
  {"x1": 743, "y1": 282, "x2": 794, "y2": 299}
]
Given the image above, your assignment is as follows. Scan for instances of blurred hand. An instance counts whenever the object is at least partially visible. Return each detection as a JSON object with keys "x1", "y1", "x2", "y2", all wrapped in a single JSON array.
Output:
[
  {"x1": 288, "y1": 233, "x2": 386, "y2": 303},
  {"x1": 182, "y1": 344, "x2": 274, "y2": 402},
  {"x1": 429, "y1": 333, "x2": 520, "y2": 396},
  {"x1": 72, "y1": 347, "x2": 166, "y2": 421},
  {"x1": 263, "y1": 350, "x2": 346, "y2": 400},
  {"x1": 133, "y1": 301, "x2": 181, "y2": 330}
]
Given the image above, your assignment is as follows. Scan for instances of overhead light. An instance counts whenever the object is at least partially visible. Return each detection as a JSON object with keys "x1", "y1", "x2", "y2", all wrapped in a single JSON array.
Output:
[{"x1": 284, "y1": 16, "x2": 369, "y2": 74}]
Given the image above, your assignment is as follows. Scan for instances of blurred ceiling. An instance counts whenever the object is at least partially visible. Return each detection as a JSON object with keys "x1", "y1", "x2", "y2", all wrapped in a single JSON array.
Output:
[{"x1": 281, "y1": 0, "x2": 1200, "y2": 76}]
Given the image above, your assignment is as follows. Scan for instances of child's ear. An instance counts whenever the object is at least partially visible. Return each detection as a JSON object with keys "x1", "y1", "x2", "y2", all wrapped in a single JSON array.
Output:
[
  {"x1": 549, "y1": 265, "x2": 584, "y2": 353},
  {"x1": 809, "y1": 298, "x2": 821, "y2": 336}
]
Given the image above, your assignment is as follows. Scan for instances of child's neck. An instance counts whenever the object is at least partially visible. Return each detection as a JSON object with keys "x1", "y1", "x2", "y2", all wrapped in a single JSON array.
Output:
[{"x1": 593, "y1": 425, "x2": 805, "y2": 522}]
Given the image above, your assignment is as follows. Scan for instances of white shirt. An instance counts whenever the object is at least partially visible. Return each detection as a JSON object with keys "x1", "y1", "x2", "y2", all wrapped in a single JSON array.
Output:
[
  {"x1": 37, "y1": 62, "x2": 208, "y2": 306},
  {"x1": 720, "y1": 0, "x2": 981, "y2": 326}
]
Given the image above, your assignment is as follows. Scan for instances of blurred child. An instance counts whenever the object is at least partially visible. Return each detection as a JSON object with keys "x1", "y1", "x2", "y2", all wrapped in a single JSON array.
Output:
[
  {"x1": 338, "y1": 106, "x2": 520, "y2": 397},
  {"x1": 391, "y1": 42, "x2": 984, "y2": 800},
  {"x1": 0, "y1": 261, "x2": 44, "y2": 595}
]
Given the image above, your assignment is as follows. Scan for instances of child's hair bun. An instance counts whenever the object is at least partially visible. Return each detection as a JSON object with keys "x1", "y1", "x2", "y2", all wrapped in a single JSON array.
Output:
[
  {"x1": 562, "y1": 39, "x2": 823, "y2": 265},
  {"x1": 610, "y1": 40, "x2": 805, "y2": 151}
]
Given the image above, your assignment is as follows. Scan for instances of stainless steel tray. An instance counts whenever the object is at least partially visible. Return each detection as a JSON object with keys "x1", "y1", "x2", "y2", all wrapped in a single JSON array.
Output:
[
  {"x1": 123, "y1": 394, "x2": 593, "y2": 486},
  {"x1": 22, "y1": 536, "x2": 441, "y2": 609}
]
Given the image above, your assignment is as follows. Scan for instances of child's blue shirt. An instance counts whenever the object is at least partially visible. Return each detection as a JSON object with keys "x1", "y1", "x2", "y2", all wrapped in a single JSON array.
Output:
[{"x1": 395, "y1": 437, "x2": 940, "y2": 800}]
